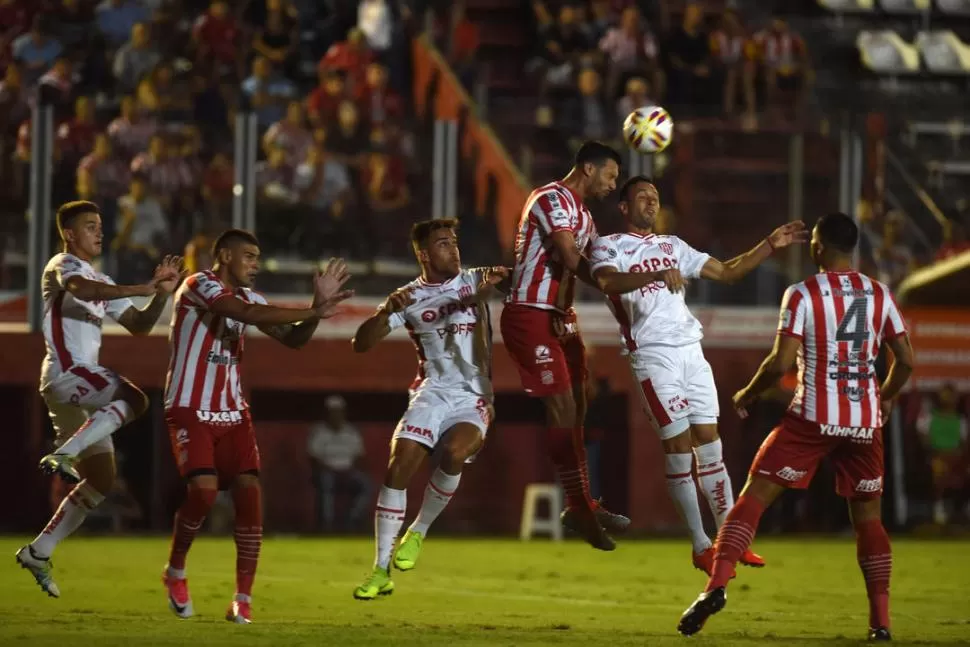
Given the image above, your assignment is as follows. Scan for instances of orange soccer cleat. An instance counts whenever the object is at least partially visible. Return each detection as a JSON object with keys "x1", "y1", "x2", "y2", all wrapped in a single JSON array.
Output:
[
  {"x1": 740, "y1": 548, "x2": 766, "y2": 568},
  {"x1": 226, "y1": 598, "x2": 253, "y2": 624},
  {"x1": 692, "y1": 546, "x2": 715, "y2": 575},
  {"x1": 162, "y1": 568, "x2": 193, "y2": 619}
]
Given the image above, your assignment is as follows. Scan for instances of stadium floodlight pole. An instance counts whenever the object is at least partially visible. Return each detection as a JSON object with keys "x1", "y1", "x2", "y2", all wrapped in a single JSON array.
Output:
[
  {"x1": 432, "y1": 120, "x2": 445, "y2": 220},
  {"x1": 838, "y1": 123, "x2": 851, "y2": 216},
  {"x1": 27, "y1": 88, "x2": 55, "y2": 333},
  {"x1": 787, "y1": 132, "x2": 804, "y2": 283},
  {"x1": 850, "y1": 133, "x2": 864, "y2": 270},
  {"x1": 444, "y1": 120, "x2": 458, "y2": 219},
  {"x1": 244, "y1": 111, "x2": 258, "y2": 233},
  {"x1": 232, "y1": 110, "x2": 247, "y2": 230}
]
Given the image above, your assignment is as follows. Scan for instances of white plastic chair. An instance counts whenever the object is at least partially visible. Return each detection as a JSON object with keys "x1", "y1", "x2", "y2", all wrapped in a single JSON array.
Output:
[
  {"x1": 857, "y1": 30, "x2": 922, "y2": 74},
  {"x1": 519, "y1": 483, "x2": 563, "y2": 541}
]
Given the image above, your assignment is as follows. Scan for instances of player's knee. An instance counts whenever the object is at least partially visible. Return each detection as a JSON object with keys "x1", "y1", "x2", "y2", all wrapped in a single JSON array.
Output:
[
  {"x1": 544, "y1": 391, "x2": 577, "y2": 427},
  {"x1": 118, "y1": 383, "x2": 149, "y2": 417},
  {"x1": 662, "y1": 430, "x2": 693, "y2": 454},
  {"x1": 187, "y1": 483, "x2": 219, "y2": 511},
  {"x1": 690, "y1": 424, "x2": 719, "y2": 446},
  {"x1": 234, "y1": 473, "x2": 260, "y2": 490},
  {"x1": 442, "y1": 434, "x2": 481, "y2": 467},
  {"x1": 849, "y1": 497, "x2": 882, "y2": 525}
]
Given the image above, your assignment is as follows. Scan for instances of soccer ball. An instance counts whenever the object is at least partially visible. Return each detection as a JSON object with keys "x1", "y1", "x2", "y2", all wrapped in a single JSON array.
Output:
[{"x1": 622, "y1": 106, "x2": 674, "y2": 154}]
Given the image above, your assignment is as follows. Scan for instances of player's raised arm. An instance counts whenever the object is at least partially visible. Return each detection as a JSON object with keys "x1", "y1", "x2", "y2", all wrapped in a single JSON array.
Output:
[
  {"x1": 352, "y1": 287, "x2": 413, "y2": 353},
  {"x1": 700, "y1": 221, "x2": 808, "y2": 284},
  {"x1": 62, "y1": 267, "x2": 159, "y2": 301},
  {"x1": 208, "y1": 289, "x2": 338, "y2": 326},
  {"x1": 587, "y1": 237, "x2": 686, "y2": 294},
  {"x1": 115, "y1": 255, "x2": 184, "y2": 335},
  {"x1": 461, "y1": 266, "x2": 512, "y2": 305},
  {"x1": 260, "y1": 260, "x2": 354, "y2": 349}
]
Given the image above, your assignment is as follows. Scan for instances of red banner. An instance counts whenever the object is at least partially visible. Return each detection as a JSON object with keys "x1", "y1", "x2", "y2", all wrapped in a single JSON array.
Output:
[{"x1": 903, "y1": 309, "x2": 970, "y2": 391}]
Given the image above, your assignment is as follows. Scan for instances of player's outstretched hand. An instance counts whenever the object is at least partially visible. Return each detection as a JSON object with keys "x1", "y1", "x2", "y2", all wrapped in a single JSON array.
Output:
[
  {"x1": 152, "y1": 255, "x2": 185, "y2": 294},
  {"x1": 767, "y1": 220, "x2": 809, "y2": 250},
  {"x1": 315, "y1": 289, "x2": 354, "y2": 319},
  {"x1": 660, "y1": 268, "x2": 686, "y2": 293},
  {"x1": 313, "y1": 258, "x2": 351, "y2": 306},
  {"x1": 483, "y1": 266, "x2": 511, "y2": 286},
  {"x1": 880, "y1": 398, "x2": 894, "y2": 424},
  {"x1": 733, "y1": 388, "x2": 758, "y2": 419},
  {"x1": 381, "y1": 287, "x2": 414, "y2": 315}
]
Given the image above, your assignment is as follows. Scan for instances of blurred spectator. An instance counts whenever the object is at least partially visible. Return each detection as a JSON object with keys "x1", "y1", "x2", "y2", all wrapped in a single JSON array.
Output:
[
  {"x1": 263, "y1": 99, "x2": 312, "y2": 166},
  {"x1": 354, "y1": 62, "x2": 401, "y2": 128},
  {"x1": 13, "y1": 16, "x2": 63, "y2": 85},
  {"x1": 916, "y1": 384, "x2": 968, "y2": 525},
  {"x1": 184, "y1": 229, "x2": 215, "y2": 273},
  {"x1": 529, "y1": 3, "x2": 594, "y2": 92},
  {"x1": 362, "y1": 130, "x2": 410, "y2": 253},
  {"x1": 307, "y1": 395, "x2": 373, "y2": 532},
  {"x1": 616, "y1": 75, "x2": 654, "y2": 120},
  {"x1": 191, "y1": 72, "x2": 231, "y2": 135},
  {"x1": 586, "y1": 0, "x2": 618, "y2": 44},
  {"x1": 192, "y1": 0, "x2": 240, "y2": 77},
  {"x1": 935, "y1": 220, "x2": 970, "y2": 261},
  {"x1": 664, "y1": 2, "x2": 712, "y2": 109},
  {"x1": 201, "y1": 150, "x2": 234, "y2": 218},
  {"x1": 96, "y1": 0, "x2": 150, "y2": 49},
  {"x1": 113, "y1": 22, "x2": 162, "y2": 94},
  {"x1": 294, "y1": 145, "x2": 353, "y2": 251},
  {"x1": 307, "y1": 69, "x2": 346, "y2": 129},
  {"x1": 598, "y1": 6, "x2": 662, "y2": 100},
  {"x1": 873, "y1": 212, "x2": 915, "y2": 289},
  {"x1": 319, "y1": 28, "x2": 373, "y2": 93},
  {"x1": 448, "y1": 1, "x2": 478, "y2": 91},
  {"x1": 531, "y1": 103, "x2": 572, "y2": 162},
  {"x1": 242, "y1": 56, "x2": 297, "y2": 129},
  {"x1": 358, "y1": 0, "x2": 394, "y2": 57},
  {"x1": 136, "y1": 62, "x2": 192, "y2": 122},
  {"x1": 327, "y1": 100, "x2": 367, "y2": 162},
  {"x1": 710, "y1": 9, "x2": 755, "y2": 119},
  {"x1": 57, "y1": 95, "x2": 98, "y2": 165},
  {"x1": 114, "y1": 174, "x2": 168, "y2": 281},
  {"x1": 0, "y1": 62, "x2": 29, "y2": 133},
  {"x1": 566, "y1": 67, "x2": 613, "y2": 145},
  {"x1": 0, "y1": 0, "x2": 33, "y2": 57},
  {"x1": 55, "y1": 0, "x2": 96, "y2": 50},
  {"x1": 255, "y1": 143, "x2": 295, "y2": 204},
  {"x1": 250, "y1": 0, "x2": 300, "y2": 79},
  {"x1": 36, "y1": 55, "x2": 74, "y2": 116},
  {"x1": 753, "y1": 18, "x2": 812, "y2": 121},
  {"x1": 132, "y1": 134, "x2": 192, "y2": 212},
  {"x1": 108, "y1": 95, "x2": 158, "y2": 160},
  {"x1": 78, "y1": 133, "x2": 131, "y2": 220}
]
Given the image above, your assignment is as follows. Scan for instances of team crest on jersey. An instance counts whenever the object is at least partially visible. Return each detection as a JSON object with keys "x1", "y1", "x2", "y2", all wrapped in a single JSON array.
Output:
[{"x1": 659, "y1": 242, "x2": 674, "y2": 255}]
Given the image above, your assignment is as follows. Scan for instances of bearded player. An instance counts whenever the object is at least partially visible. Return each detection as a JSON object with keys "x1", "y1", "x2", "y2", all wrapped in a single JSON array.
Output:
[
  {"x1": 161, "y1": 229, "x2": 352, "y2": 623},
  {"x1": 351, "y1": 219, "x2": 507, "y2": 599},
  {"x1": 502, "y1": 142, "x2": 685, "y2": 550},
  {"x1": 589, "y1": 176, "x2": 807, "y2": 573},
  {"x1": 16, "y1": 200, "x2": 181, "y2": 597},
  {"x1": 678, "y1": 213, "x2": 914, "y2": 641}
]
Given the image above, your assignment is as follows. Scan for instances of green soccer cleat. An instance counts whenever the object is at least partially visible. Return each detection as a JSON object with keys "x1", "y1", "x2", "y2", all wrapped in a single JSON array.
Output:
[
  {"x1": 393, "y1": 530, "x2": 424, "y2": 571},
  {"x1": 353, "y1": 566, "x2": 394, "y2": 600},
  {"x1": 38, "y1": 453, "x2": 81, "y2": 484}
]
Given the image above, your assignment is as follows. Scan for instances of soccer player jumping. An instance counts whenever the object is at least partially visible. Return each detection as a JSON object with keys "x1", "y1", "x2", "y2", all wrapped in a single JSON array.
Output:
[
  {"x1": 17, "y1": 200, "x2": 181, "y2": 598},
  {"x1": 161, "y1": 229, "x2": 351, "y2": 623},
  {"x1": 678, "y1": 213, "x2": 914, "y2": 641}
]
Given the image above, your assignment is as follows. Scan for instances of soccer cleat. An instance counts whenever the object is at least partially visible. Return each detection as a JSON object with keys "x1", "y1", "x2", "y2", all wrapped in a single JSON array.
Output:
[
  {"x1": 560, "y1": 504, "x2": 616, "y2": 551},
  {"x1": 868, "y1": 627, "x2": 892, "y2": 641},
  {"x1": 15, "y1": 545, "x2": 60, "y2": 598},
  {"x1": 353, "y1": 566, "x2": 395, "y2": 600},
  {"x1": 162, "y1": 568, "x2": 193, "y2": 618},
  {"x1": 38, "y1": 453, "x2": 81, "y2": 484},
  {"x1": 740, "y1": 548, "x2": 766, "y2": 568},
  {"x1": 692, "y1": 546, "x2": 715, "y2": 575},
  {"x1": 561, "y1": 499, "x2": 630, "y2": 536},
  {"x1": 226, "y1": 599, "x2": 252, "y2": 624},
  {"x1": 678, "y1": 586, "x2": 727, "y2": 636},
  {"x1": 393, "y1": 530, "x2": 424, "y2": 571}
]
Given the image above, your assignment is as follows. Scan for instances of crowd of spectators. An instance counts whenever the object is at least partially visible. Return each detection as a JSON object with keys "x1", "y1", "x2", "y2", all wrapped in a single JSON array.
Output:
[{"x1": 0, "y1": 0, "x2": 424, "y2": 282}]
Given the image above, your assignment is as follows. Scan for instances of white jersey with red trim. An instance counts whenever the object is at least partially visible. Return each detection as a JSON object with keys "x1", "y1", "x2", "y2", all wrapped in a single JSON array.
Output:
[
  {"x1": 164, "y1": 270, "x2": 267, "y2": 411},
  {"x1": 588, "y1": 233, "x2": 711, "y2": 351},
  {"x1": 507, "y1": 181, "x2": 598, "y2": 313},
  {"x1": 777, "y1": 271, "x2": 907, "y2": 428},
  {"x1": 388, "y1": 269, "x2": 494, "y2": 399},
  {"x1": 40, "y1": 253, "x2": 134, "y2": 389}
]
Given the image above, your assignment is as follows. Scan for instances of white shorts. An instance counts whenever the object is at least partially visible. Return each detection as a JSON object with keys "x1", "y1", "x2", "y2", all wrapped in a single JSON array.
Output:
[
  {"x1": 392, "y1": 387, "x2": 492, "y2": 454},
  {"x1": 630, "y1": 342, "x2": 719, "y2": 440},
  {"x1": 41, "y1": 364, "x2": 124, "y2": 458}
]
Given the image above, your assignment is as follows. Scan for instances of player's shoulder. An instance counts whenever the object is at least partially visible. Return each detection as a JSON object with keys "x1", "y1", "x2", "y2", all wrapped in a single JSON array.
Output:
[
  {"x1": 530, "y1": 182, "x2": 574, "y2": 209},
  {"x1": 186, "y1": 269, "x2": 222, "y2": 287},
  {"x1": 48, "y1": 252, "x2": 85, "y2": 271}
]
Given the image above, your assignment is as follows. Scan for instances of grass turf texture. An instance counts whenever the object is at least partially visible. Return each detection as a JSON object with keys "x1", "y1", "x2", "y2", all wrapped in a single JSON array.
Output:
[{"x1": 1, "y1": 537, "x2": 967, "y2": 646}]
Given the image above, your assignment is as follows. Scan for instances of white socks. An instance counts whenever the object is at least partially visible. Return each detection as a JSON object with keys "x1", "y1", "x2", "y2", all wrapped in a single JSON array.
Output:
[
  {"x1": 374, "y1": 486, "x2": 406, "y2": 570},
  {"x1": 410, "y1": 469, "x2": 461, "y2": 536},
  {"x1": 31, "y1": 481, "x2": 104, "y2": 557},
  {"x1": 694, "y1": 439, "x2": 734, "y2": 528},
  {"x1": 57, "y1": 401, "x2": 135, "y2": 457},
  {"x1": 665, "y1": 452, "x2": 712, "y2": 554}
]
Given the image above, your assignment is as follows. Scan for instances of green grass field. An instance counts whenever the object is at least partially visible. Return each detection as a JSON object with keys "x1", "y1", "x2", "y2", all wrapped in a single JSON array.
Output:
[{"x1": 1, "y1": 536, "x2": 967, "y2": 646}]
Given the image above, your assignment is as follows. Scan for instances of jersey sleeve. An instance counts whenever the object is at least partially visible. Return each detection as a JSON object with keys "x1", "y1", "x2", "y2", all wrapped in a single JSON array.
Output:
[
  {"x1": 777, "y1": 285, "x2": 806, "y2": 339},
  {"x1": 387, "y1": 310, "x2": 406, "y2": 331},
  {"x1": 531, "y1": 189, "x2": 574, "y2": 235},
  {"x1": 676, "y1": 238, "x2": 711, "y2": 279},
  {"x1": 881, "y1": 287, "x2": 908, "y2": 339},
  {"x1": 53, "y1": 254, "x2": 87, "y2": 287},
  {"x1": 183, "y1": 272, "x2": 234, "y2": 309},
  {"x1": 589, "y1": 236, "x2": 621, "y2": 273},
  {"x1": 102, "y1": 274, "x2": 136, "y2": 322},
  {"x1": 245, "y1": 289, "x2": 269, "y2": 306}
]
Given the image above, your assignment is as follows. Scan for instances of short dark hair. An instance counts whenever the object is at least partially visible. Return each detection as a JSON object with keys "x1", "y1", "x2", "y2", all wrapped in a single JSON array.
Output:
[
  {"x1": 575, "y1": 141, "x2": 622, "y2": 169},
  {"x1": 211, "y1": 229, "x2": 260, "y2": 257},
  {"x1": 411, "y1": 218, "x2": 458, "y2": 251},
  {"x1": 56, "y1": 200, "x2": 100, "y2": 236},
  {"x1": 617, "y1": 175, "x2": 655, "y2": 202},
  {"x1": 815, "y1": 212, "x2": 858, "y2": 254}
]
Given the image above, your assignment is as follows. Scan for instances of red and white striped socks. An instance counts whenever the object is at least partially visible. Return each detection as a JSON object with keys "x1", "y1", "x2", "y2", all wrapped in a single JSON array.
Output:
[
  {"x1": 855, "y1": 519, "x2": 892, "y2": 630},
  {"x1": 707, "y1": 494, "x2": 765, "y2": 591},
  {"x1": 233, "y1": 485, "x2": 263, "y2": 599}
]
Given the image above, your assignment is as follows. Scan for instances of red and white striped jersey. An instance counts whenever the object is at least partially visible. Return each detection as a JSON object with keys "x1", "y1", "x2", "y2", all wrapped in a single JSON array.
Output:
[
  {"x1": 388, "y1": 268, "x2": 494, "y2": 399},
  {"x1": 778, "y1": 271, "x2": 907, "y2": 428},
  {"x1": 589, "y1": 233, "x2": 711, "y2": 351},
  {"x1": 40, "y1": 253, "x2": 134, "y2": 388},
  {"x1": 164, "y1": 271, "x2": 267, "y2": 412},
  {"x1": 507, "y1": 181, "x2": 598, "y2": 313}
]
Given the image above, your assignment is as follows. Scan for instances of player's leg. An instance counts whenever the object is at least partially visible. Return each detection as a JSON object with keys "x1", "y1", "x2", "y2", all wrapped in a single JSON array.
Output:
[
  {"x1": 224, "y1": 414, "x2": 262, "y2": 624},
  {"x1": 40, "y1": 366, "x2": 149, "y2": 481},
  {"x1": 163, "y1": 409, "x2": 219, "y2": 619},
  {"x1": 834, "y1": 430, "x2": 892, "y2": 640},
  {"x1": 395, "y1": 417, "x2": 485, "y2": 571},
  {"x1": 662, "y1": 429, "x2": 715, "y2": 570}
]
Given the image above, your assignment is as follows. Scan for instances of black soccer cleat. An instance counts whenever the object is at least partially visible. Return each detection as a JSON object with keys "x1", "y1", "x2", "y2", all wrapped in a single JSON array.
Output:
[
  {"x1": 677, "y1": 587, "x2": 727, "y2": 636},
  {"x1": 868, "y1": 627, "x2": 892, "y2": 641},
  {"x1": 561, "y1": 499, "x2": 630, "y2": 535}
]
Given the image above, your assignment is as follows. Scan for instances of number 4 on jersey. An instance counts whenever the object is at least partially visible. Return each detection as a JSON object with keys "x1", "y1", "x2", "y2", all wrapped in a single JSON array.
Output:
[{"x1": 835, "y1": 297, "x2": 869, "y2": 352}]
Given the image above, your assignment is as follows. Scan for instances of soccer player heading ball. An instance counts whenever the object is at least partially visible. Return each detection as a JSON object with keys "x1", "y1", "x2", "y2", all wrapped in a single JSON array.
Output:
[{"x1": 678, "y1": 212, "x2": 914, "y2": 642}]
